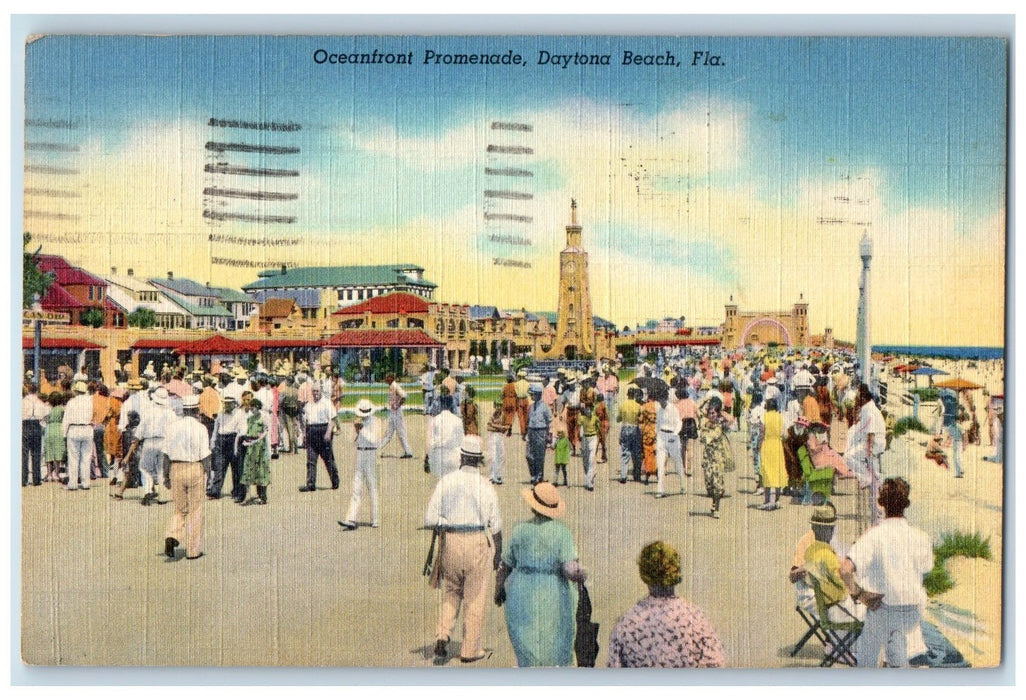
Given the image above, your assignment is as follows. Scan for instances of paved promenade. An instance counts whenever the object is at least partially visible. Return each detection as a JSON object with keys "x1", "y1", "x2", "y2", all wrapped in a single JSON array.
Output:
[{"x1": 20, "y1": 414, "x2": 999, "y2": 669}]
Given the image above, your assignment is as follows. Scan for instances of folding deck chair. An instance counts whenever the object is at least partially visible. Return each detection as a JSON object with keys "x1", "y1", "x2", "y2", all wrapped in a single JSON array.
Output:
[
  {"x1": 810, "y1": 577, "x2": 864, "y2": 667},
  {"x1": 791, "y1": 601, "x2": 827, "y2": 657}
]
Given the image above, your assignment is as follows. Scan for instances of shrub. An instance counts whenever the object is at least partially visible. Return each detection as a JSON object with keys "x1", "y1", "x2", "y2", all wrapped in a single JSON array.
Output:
[
  {"x1": 893, "y1": 416, "x2": 929, "y2": 438},
  {"x1": 935, "y1": 531, "x2": 992, "y2": 561},
  {"x1": 924, "y1": 559, "x2": 954, "y2": 597},
  {"x1": 925, "y1": 531, "x2": 992, "y2": 597}
]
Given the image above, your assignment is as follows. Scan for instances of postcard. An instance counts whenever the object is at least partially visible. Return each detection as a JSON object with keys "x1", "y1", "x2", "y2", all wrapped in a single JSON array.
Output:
[{"x1": 18, "y1": 30, "x2": 1007, "y2": 672}]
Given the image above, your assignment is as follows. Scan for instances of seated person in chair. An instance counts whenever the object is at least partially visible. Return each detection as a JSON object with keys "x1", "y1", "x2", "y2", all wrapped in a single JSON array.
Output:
[{"x1": 790, "y1": 503, "x2": 865, "y2": 623}]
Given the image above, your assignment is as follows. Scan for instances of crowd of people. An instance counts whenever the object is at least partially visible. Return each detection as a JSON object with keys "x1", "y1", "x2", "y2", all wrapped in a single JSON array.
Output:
[{"x1": 20, "y1": 345, "x2": 995, "y2": 667}]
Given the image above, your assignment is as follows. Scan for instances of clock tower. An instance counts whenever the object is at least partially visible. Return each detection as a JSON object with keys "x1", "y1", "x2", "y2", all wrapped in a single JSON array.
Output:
[{"x1": 544, "y1": 199, "x2": 595, "y2": 359}]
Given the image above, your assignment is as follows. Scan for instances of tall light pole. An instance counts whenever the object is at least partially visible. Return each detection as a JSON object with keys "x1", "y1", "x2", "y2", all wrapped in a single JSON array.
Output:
[{"x1": 856, "y1": 230, "x2": 872, "y2": 386}]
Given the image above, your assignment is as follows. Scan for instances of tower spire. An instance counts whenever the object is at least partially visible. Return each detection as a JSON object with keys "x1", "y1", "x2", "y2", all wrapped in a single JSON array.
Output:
[{"x1": 570, "y1": 197, "x2": 577, "y2": 226}]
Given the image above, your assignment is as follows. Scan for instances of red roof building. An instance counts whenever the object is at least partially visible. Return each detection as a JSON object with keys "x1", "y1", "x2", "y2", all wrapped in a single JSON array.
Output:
[
  {"x1": 332, "y1": 292, "x2": 432, "y2": 316},
  {"x1": 34, "y1": 254, "x2": 120, "y2": 327}
]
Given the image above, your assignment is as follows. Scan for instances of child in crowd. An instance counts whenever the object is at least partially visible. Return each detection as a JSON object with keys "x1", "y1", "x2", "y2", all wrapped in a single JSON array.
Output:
[
  {"x1": 112, "y1": 411, "x2": 141, "y2": 499},
  {"x1": 553, "y1": 429, "x2": 570, "y2": 487}
]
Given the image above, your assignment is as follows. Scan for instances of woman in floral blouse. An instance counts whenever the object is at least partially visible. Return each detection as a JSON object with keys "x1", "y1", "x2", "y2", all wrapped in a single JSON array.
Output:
[{"x1": 607, "y1": 541, "x2": 725, "y2": 668}]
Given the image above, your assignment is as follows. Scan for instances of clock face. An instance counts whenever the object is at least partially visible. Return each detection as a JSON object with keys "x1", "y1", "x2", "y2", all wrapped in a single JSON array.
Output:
[{"x1": 564, "y1": 259, "x2": 577, "y2": 275}]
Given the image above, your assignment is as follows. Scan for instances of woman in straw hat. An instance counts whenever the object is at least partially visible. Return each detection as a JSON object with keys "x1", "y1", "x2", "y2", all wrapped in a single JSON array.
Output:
[
  {"x1": 495, "y1": 482, "x2": 586, "y2": 666},
  {"x1": 607, "y1": 541, "x2": 725, "y2": 668}
]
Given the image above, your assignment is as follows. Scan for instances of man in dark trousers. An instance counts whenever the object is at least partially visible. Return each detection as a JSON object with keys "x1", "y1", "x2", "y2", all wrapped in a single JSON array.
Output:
[
  {"x1": 300, "y1": 384, "x2": 339, "y2": 491},
  {"x1": 207, "y1": 395, "x2": 241, "y2": 500}
]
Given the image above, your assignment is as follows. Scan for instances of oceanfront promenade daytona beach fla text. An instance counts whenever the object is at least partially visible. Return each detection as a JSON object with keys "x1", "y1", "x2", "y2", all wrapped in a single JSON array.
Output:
[{"x1": 313, "y1": 48, "x2": 724, "y2": 68}]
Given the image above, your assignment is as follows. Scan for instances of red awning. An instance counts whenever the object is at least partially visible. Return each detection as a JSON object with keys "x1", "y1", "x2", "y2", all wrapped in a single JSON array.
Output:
[
  {"x1": 175, "y1": 334, "x2": 263, "y2": 355},
  {"x1": 22, "y1": 337, "x2": 104, "y2": 349},
  {"x1": 323, "y1": 329, "x2": 442, "y2": 348}
]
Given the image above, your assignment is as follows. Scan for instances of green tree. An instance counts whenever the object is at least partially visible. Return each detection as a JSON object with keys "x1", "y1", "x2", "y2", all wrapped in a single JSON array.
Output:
[
  {"x1": 80, "y1": 308, "x2": 105, "y2": 328},
  {"x1": 127, "y1": 308, "x2": 158, "y2": 328},
  {"x1": 22, "y1": 233, "x2": 53, "y2": 307}
]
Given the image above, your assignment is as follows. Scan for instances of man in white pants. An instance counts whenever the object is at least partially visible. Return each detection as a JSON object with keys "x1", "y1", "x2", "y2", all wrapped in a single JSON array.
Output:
[
  {"x1": 380, "y1": 373, "x2": 414, "y2": 459},
  {"x1": 163, "y1": 395, "x2": 212, "y2": 560},
  {"x1": 135, "y1": 387, "x2": 177, "y2": 505},
  {"x1": 61, "y1": 380, "x2": 95, "y2": 491},
  {"x1": 655, "y1": 390, "x2": 685, "y2": 498},
  {"x1": 339, "y1": 399, "x2": 382, "y2": 530}
]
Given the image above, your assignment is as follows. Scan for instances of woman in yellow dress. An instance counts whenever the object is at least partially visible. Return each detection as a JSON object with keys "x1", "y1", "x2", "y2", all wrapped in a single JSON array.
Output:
[{"x1": 758, "y1": 398, "x2": 787, "y2": 510}]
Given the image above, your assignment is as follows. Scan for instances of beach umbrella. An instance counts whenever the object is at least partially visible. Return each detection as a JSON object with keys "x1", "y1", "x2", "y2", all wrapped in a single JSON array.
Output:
[
  {"x1": 911, "y1": 365, "x2": 949, "y2": 387},
  {"x1": 934, "y1": 377, "x2": 984, "y2": 392}
]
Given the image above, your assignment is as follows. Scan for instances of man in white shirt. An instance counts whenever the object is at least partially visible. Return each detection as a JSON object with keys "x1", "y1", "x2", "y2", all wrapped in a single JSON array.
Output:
[
  {"x1": 841, "y1": 477, "x2": 933, "y2": 668},
  {"x1": 339, "y1": 399, "x2": 383, "y2": 530},
  {"x1": 844, "y1": 383, "x2": 887, "y2": 524},
  {"x1": 22, "y1": 383, "x2": 48, "y2": 487},
  {"x1": 428, "y1": 395, "x2": 464, "y2": 479},
  {"x1": 300, "y1": 385, "x2": 339, "y2": 492},
  {"x1": 162, "y1": 395, "x2": 212, "y2": 560},
  {"x1": 62, "y1": 381, "x2": 95, "y2": 491},
  {"x1": 135, "y1": 387, "x2": 178, "y2": 505},
  {"x1": 221, "y1": 367, "x2": 248, "y2": 404},
  {"x1": 207, "y1": 396, "x2": 243, "y2": 500},
  {"x1": 654, "y1": 391, "x2": 685, "y2": 499},
  {"x1": 380, "y1": 373, "x2": 414, "y2": 459},
  {"x1": 424, "y1": 436, "x2": 502, "y2": 663},
  {"x1": 792, "y1": 362, "x2": 815, "y2": 394}
]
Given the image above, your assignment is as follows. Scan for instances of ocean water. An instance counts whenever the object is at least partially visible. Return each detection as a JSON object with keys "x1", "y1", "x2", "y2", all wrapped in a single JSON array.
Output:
[{"x1": 873, "y1": 345, "x2": 1004, "y2": 361}]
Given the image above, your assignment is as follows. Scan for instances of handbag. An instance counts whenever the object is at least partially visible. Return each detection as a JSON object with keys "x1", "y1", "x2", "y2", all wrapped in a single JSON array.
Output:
[{"x1": 574, "y1": 580, "x2": 600, "y2": 667}]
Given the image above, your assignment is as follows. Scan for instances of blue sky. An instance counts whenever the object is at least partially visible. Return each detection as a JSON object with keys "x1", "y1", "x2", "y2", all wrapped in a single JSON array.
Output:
[{"x1": 22, "y1": 34, "x2": 1007, "y2": 343}]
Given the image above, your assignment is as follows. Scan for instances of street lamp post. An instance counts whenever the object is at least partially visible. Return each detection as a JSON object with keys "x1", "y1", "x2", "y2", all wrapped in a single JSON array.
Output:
[{"x1": 856, "y1": 230, "x2": 873, "y2": 387}]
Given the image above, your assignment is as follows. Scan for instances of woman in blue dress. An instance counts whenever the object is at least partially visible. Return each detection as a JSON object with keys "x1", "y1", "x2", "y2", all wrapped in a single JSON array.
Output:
[{"x1": 495, "y1": 481, "x2": 587, "y2": 666}]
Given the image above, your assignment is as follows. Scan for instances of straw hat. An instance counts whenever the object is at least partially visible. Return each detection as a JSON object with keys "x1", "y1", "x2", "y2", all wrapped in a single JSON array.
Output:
[
  {"x1": 354, "y1": 399, "x2": 375, "y2": 418},
  {"x1": 459, "y1": 435, "x2": 484, "y2": 460},
  {"x1": 529, "y1": 383, "x2": 543, "y2": 396},
  {"x1": 521, "y1": 482, "x2": 565, "y2": 518},
  {"x1": 151, "y1": 387, "x2": 169, "y2": 406},
  {"x1": 181, "y1": 395, "x2": 199, "y2": 410},
  {"x1": 231, "y1": 366, "x2": 248, "y2": 379},
  {"x1": 810, "y1": 502, "x2": 837, "y2": 526},
  {"x1": 127, "y1": 378, "x2": 143, "y2": 391},
  {"x1": 517, "y1": 369, "x2": 527, "y2": 378},
  {"x1": 72, "y1": 381, "x2": 88, "y2": 394}
]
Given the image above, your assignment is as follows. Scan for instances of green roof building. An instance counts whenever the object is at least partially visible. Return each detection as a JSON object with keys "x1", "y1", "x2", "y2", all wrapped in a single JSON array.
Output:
[{"x1": 242, "y1": 264, "x2": 437, "y2": 309}]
